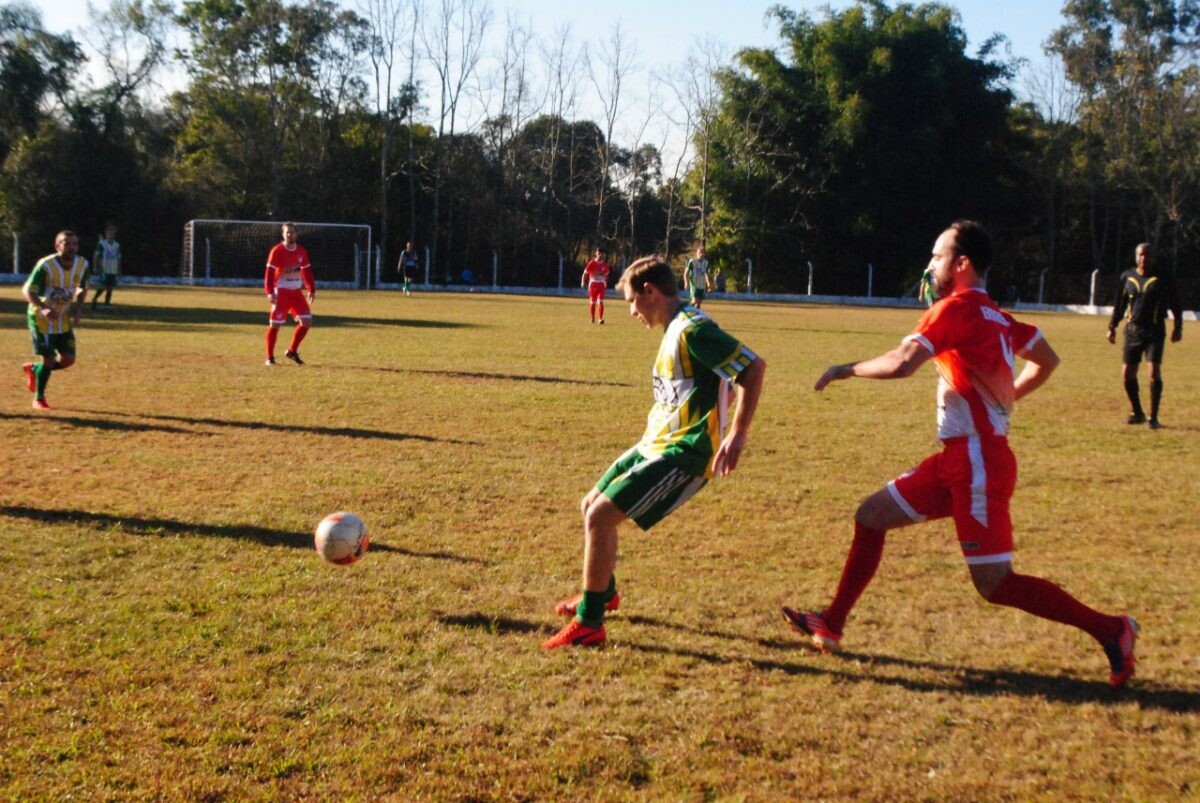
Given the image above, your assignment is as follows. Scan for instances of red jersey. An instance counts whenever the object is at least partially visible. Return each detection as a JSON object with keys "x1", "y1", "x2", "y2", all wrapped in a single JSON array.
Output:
[
  {"x1": 265, "y1": 243, "x2": 314, "y2": 294},
  {"x1": 904, "y1": 288, "x2": 1041, "y2": 439},
  {"x1": 584, "y1": 259, "x2": 610, "y2": 285}
]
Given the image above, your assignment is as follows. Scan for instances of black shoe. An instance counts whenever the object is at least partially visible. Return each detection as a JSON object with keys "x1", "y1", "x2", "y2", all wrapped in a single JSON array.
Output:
[
  {"x1": 1126, "y1": 412, "x2": 1146, "y2": 425},
  {"x1": 1147, "y1": 418, "x2": 1161, "y2": 430},
  {"x1": 265, "y1": 357, "x2": 276, "y2": 366},
  {"x1": 285, "y1": 351, "x2": 304, "y2": 365}
]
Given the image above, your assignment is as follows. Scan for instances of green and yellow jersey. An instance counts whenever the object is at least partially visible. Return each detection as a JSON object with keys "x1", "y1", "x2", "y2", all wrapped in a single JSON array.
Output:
[
  {"x1": 24, "y1": 254, "x2": 88, "y2": 335},
  {"x1": 94, "y1": 238, "x2": 121, "y2": 275},
  {"x1": 637, "y1": 304, "x2": 758, "y2": 477}
]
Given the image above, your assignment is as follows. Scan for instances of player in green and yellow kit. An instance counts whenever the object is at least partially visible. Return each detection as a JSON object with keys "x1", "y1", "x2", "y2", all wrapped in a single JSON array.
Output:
[
  {"x1": 22, "y1": 230, "x2": 88, "y2": 409},
  {"x1": 91, "y1": 224, "x2": 121, "y2": 309},
  {"x1": 543, "y1": 255, "x2": 766, "y2": 649}
]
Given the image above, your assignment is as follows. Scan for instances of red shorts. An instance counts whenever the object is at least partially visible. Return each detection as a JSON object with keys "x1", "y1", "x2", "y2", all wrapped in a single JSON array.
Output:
[
  {"x1": 588, "y1": 282, "x2": 607, "y2": 302},
  {"x1": 887, "y1": 436, "x2": 1016, "y2": 564},
  {"x1": 270, "y1": 288, "x2": 311, "y2": 324}
]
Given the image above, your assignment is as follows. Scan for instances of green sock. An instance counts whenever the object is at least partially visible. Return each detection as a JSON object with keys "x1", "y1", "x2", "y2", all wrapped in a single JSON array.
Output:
[
  {"x1": 575, "y1": 576, "x2": 617, "y2": 628},
  {"x1": 34, "y1": 362, "x2": 50, "y2": 399}
]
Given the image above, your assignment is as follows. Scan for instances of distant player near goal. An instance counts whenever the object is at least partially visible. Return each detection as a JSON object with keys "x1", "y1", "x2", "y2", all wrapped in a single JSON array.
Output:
[
  {"x1": 581, "y1": 248, "x2": 610, "y2": 324},
  {"x1": 264, "y1": 222, "x2": 315, "y2": 366},
  {"x1": 90, "y1": 223, "x2": 121, "y2": 309}
]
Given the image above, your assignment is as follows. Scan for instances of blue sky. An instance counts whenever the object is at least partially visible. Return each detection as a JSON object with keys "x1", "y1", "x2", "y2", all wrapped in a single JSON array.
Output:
[
  {"x1": 36, "y1": 0, "x2": 1067, "y2": 160},
  {"x1": 40, "y1": 0, "x2": 1064, "y2": 68}
]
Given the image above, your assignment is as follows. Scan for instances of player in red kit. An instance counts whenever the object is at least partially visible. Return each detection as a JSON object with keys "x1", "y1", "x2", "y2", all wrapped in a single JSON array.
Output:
[
  {"x1": 783, "y1": 221, "x2": 1138, "y2": 688},
  {"x1": 264, "y1": 222, "x2": 315, "y2": 366},
  {"x1": 581, "y1": 248, "x2": 611, "y2": 324}
]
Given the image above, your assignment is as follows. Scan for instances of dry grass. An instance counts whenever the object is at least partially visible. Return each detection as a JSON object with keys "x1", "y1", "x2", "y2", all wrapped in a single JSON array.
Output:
[{"x1": 1, "y1": 287, "x2": 1197, "y2": 800}]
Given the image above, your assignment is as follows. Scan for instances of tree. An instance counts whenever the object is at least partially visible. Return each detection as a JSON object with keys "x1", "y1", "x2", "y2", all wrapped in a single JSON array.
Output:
[
  {"x1": 704, "y1": 1, "x2": 1021, "y2": 293},
  {"x1": 1049, "y1": 0, "x2": 1200, "y2": 275}
]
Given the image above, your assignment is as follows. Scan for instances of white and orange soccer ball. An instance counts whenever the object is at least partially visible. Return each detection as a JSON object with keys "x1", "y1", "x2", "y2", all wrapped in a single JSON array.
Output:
[{"x1": 314, "y1": 511, "x2": 369, "y2": 565}]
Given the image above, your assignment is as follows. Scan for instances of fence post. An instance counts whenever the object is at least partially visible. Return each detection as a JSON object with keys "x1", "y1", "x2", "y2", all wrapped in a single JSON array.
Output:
[
  {"x1": 1038, "y1": 268, "x2": 1048, "y2": 304},
  {"x1": 375, "y1": 245, "x2": 382, "y2": 289},
  {"x1": 1089, "y1": 268, "x2": 1100, "y2": 307},
  {"x1": 807, "y1": 261, "x2": 814, "y2": 295},
  {"x1": 867, "y1": 262, "x2": 874, "y2": 298},
  {"x1": 746, "y1": 259, "x2": 753, "y2": 294},
  {"x1": 205, "y1": 238, "x2": 211, "y2": 280},
  {"x1": 558, "y1": 252, "x2": 563, "y2": 290},
  {"x1": 424, "y1": 246, "x2": 431, "y2": 286},
  {"x1": 492, "y1": 250, "x2": 498, "y2": 289},
  {"x1": 12, "y1": 232, "x2": 19, "y2": 273}
]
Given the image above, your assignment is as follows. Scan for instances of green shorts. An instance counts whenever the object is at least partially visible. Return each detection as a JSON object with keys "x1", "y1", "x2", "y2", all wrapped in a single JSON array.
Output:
[
  {"x1": 97, "y1": 273, "x2": 118, "y2": 288},
  {"x1": 596, "y1": 447, "x2": 708, "y2": 530},
  {"x1": 30, "y1": 329, "x2": 76, "y2": 358},
  {"x1": 690, "y1": 289, "x2": 707, "y2": 304}
]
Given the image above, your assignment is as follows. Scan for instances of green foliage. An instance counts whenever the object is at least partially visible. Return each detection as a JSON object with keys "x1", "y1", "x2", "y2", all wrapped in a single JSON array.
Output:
[{"x1": 703, "y1": 1, "x2": 1027, "y2": 294}]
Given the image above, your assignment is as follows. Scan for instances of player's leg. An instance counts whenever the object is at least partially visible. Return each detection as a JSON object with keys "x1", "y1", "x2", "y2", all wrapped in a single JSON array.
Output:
[
  {"x1": 1121, "y1": 332, "x2": 1145, "y2": 423},
  {"x1": 287, "y1": 311, "x2": 312, "y2": 363},
  {"x1": 953, "y1": 438, "x2": 1135, "y2": 685},
  {"x1": 104, "y1": 276, "x2": 114, "y2": 305},
  {"x1": 544, "y1": 451, "x2": 706, "y2": 648},
  {"x1": 783, "y1": 453, "x2": 945, "y2": 651},
  {"x1": 597, "y1": 286, "x2": 606, "y2": 324},
  {"x1": 1146, "y1": 332, "x2": 1165, "y2": 427}
]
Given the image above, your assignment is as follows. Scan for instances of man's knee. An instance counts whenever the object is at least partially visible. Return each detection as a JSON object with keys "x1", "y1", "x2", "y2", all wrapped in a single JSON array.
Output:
[
  {"x1": 969, "y1": 562, "x2": 1012, "y2": 600},
  {"x1": 57, "y1": 354, "x2": 76, "y2": 369},
  {"x1": 583, "y1": 496, "x2": 624, "y2": 535}
]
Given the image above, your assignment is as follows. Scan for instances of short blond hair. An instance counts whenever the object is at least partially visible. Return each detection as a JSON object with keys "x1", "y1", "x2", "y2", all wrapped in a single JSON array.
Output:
[{"x1": 616, "y1": 256, "x2": 679, "y2": 297}]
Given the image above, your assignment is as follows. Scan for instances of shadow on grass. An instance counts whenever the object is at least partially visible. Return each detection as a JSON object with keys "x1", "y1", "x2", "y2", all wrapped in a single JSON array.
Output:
[
  {"x1": 450, "y1": 609, "x2": 1200, "y2": 712},
  {"x1": 0, "y1": 411, "x2": 201, "y2": 435},
  {"x1": 0, "y1": 295, "x2": 476, "y2": 330},
  {"x1": 342, "y1": 365, "x2": 634, "y2": 388},
  {"x1": 438, "y1": 613, "x2": 546, "y2": 635},
  {"x1": 72, "y1": 408, "x2": 478, "y2": 445},
  {"x1": 0, "y1": 504, "x2": 387, "y2": 551},
  {"x1": 0, "y1": 505, "x2": 490, "y2": 564}
]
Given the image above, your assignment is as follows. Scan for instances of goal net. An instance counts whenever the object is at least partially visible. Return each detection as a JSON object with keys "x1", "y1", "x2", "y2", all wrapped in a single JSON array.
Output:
[{"x1": 180, "y1": 219, "x2": 372, "y2": 287}]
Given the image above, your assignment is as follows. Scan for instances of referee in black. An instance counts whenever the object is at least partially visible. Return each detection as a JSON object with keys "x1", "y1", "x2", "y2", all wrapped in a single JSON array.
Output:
[{"x1": 1107, "y1": 242, "x2": 1184, "y2": 429}]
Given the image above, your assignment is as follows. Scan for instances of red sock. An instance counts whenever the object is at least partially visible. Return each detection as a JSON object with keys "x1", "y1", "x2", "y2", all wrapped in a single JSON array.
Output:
[
  {"x1": 822, "y1": 521, "x2": 886, "y2": 634},
  {"x1": 988, "y1": 572, "x2": 1123, "y2": 644},
  {"x1": 598, "y1": 301, "x2": 604, "y2": 320},
  {"x1": 266, "y1": 326, "x2": 279, "y2": 357},
  {"x1": 288, "y1": 323, "x2": 310, "y2": 352}
]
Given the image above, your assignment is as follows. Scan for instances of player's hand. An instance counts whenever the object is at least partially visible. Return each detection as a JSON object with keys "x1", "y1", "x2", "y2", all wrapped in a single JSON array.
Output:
[
  {"x1": 1106, "y1": 328, "x2": 1116, "y2": 344},
  {"x1": 814, "y1": 363, "x2": 853, "y2": 391},
  {"x1": 267, "y1": 293, "x2": 276, "y2": 305},
  {"x1": 43, "y1": 307, "x2": 59, "y2": 321},
  {"x1": 713, "y1": 430, "x2": 747, "y2": 477},
  {"x1": 1171, "y1": 328, "x2": 1182, "y2": 343},
  {"x1": 306, "y1": 292, "x2": 315, "y2": 303}
]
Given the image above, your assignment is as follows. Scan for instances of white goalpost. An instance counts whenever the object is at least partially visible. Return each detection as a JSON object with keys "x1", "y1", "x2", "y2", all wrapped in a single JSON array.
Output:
[{"x1": 180, "y1": 219, "x2": 372, "y2": 288}]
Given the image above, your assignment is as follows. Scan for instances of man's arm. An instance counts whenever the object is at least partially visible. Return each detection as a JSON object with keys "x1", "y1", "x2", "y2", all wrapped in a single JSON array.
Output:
[
  {"x1": 1107, "y1": 275, "x2": 1128, "y2": 342},
  {"x1": 1014, "y1": 335, "x2": 1059, "y2": 401},
  {"x1": 1167, "y1": 274, "x2": 1184, "y2": 342},
  {"x1": 22, "y1": 269, "x2": 56, "y2": 321},
  {"x1": 713, "y1": 356, "x2": 766, "y2": 477},
  {"x1": 814, "y1": 337, "x2": 932, "y2": 391}
]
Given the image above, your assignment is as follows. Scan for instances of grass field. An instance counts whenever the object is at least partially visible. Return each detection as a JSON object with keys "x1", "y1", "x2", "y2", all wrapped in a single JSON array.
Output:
[{"x1": 2, "y1": 286, "x2": 1198, "y2": 800}]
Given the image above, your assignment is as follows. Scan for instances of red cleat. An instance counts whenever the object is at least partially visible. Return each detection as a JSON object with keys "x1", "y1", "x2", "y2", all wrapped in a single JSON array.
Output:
[
  {"x1": 22, "y1": 362, "x2": 35, "y2": 393},
  {"x1": 781, "y1": 606, "x2": 842, "y2": 653},
  {"x1": 1105, "y1": 615, "x2": 1139, "y2": 689},
  {"x1": 555, "y1": 592, "x2": 621, "y2": 617},
  {"x1": 541, "y1": 620, "x2": 606, "y2": 650}
]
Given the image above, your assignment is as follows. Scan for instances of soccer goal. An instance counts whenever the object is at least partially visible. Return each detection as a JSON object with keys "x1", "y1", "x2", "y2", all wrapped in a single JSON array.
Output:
[{"x1": 181, "y1": 219, "x2": 372, "y2": 287}]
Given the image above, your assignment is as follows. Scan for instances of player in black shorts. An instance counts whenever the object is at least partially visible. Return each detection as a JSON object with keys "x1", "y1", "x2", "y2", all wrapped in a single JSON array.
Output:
[{"x1": 1107, "y1": 242, "x2": 1183, "y2": 429}]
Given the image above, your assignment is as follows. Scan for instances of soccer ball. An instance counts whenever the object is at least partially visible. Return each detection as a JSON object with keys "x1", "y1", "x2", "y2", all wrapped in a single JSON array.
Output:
[{"x1": 314, "y1": 511, "x2": 369, "y2": 565}]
